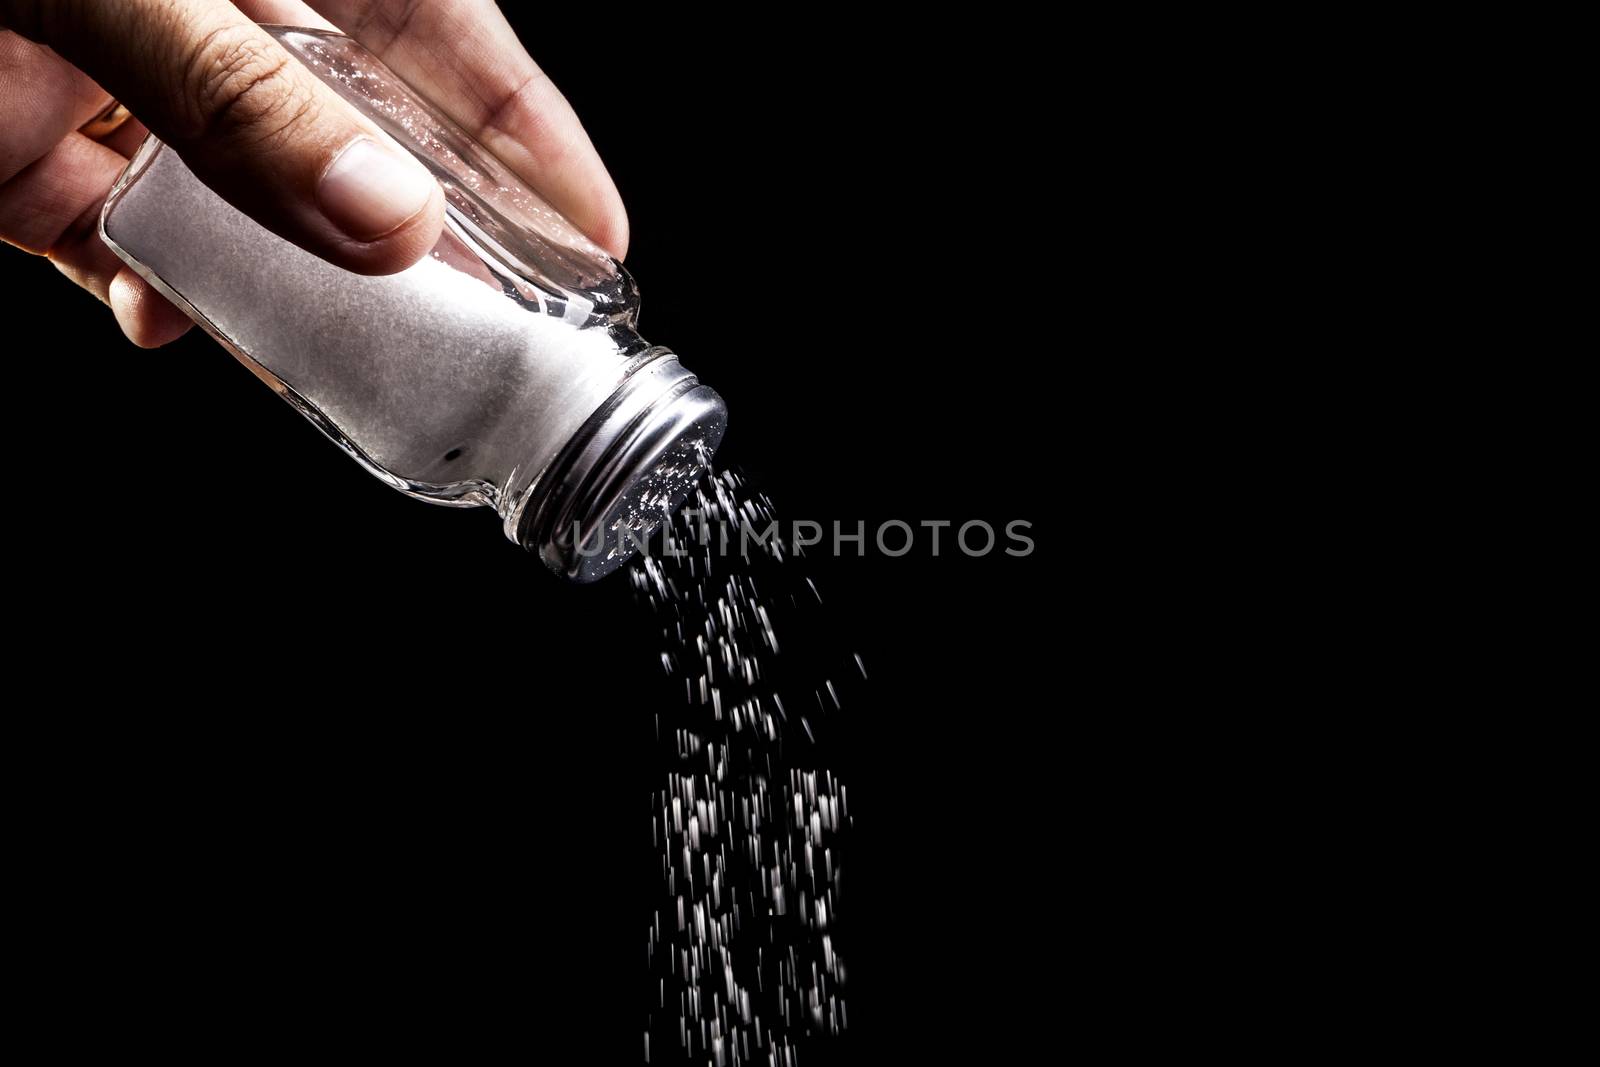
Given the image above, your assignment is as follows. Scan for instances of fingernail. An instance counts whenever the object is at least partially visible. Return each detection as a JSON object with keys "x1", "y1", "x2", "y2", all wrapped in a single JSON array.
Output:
[{"x1": 317, "y1": 137, "x2": 434, "y2": 241}]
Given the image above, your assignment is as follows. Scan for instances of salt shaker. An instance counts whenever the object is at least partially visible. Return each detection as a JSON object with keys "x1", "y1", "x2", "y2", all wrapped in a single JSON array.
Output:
[{"x1": 99, "y1": 26, "x2": 726, "y2": 581}]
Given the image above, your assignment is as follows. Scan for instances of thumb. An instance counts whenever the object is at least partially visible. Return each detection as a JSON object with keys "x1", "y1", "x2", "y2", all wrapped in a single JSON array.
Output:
[{"x1": 1, "y1": 0, "x2": 445, "y2": 275}]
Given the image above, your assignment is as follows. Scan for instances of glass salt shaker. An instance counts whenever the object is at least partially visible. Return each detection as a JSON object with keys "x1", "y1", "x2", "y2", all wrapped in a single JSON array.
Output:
[{"x1": 99, "y1": 26, "x2": 726, "y2": 582}]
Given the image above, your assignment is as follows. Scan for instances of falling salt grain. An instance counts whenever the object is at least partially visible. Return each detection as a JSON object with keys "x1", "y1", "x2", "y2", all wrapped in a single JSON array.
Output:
[{"x1": 633, "y1": 465, "x2": 859, "y2": 1060}]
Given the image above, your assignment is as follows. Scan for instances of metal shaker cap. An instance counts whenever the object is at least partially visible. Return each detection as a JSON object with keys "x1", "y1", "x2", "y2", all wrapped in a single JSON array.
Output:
[{"x1": 519, "y1": 355, "x2": 727, "y2": 582}]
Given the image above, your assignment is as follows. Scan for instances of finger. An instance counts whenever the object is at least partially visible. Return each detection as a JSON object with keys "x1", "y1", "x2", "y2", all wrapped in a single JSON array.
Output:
[
  {"x1": 0, "y1": 126, "x2": 118, "y2": 255},
  {"x1": 227, "y1": 0, "x2": 368, "y2": 194},
  {"x1": 0, "y1": 28, "x2": 112, "y2": 183},
  {"x1": 310, "y1": 0, "x2": 629, "y2": 258},
  {"x1": 0, "y1": 131, "x2": 192, "y2": 346},
  {"x1": 231, "y1": 0, "x2": 339, "y2": 31},
  {"x1": 106, "y1": 266, "x2": 196, "y2": 348},
  {"x1": 100, "y1": 115, "x2": 153, "y2": 160},
  {"x1": 0, "y1": 0, "x2": 445, "y2": 276}
]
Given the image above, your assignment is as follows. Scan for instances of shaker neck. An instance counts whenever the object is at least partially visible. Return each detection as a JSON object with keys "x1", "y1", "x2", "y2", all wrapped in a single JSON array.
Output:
[{"x1": 504, "y1": 347, "x2": 728, "y2": 582}]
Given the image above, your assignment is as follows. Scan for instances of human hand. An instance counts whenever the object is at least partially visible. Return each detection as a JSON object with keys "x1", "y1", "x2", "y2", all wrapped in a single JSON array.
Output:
[{"x1": 0, "y1": 0, "x2": 627, "y2": 346}]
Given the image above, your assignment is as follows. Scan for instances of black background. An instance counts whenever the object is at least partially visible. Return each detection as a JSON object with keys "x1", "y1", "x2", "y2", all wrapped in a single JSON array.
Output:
[{"x1": 7, "y1": 11, "x2": 1068, "y2": 1060}]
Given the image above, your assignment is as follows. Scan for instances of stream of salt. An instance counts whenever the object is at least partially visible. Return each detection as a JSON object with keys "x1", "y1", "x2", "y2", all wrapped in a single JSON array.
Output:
[{"x1": 632, "y1": 468, "x2": 864, "y2": 1064}]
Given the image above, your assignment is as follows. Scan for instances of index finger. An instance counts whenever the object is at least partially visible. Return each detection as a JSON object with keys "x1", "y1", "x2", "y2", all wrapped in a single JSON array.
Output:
[{"x1": 307, "y1": 0, "x2": 629, "y2": 259}]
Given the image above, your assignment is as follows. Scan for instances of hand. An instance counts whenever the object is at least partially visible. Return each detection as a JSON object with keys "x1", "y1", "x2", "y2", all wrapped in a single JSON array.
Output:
[{"x1": 0, "y1": 0, "x2": 628, "y2": 346}]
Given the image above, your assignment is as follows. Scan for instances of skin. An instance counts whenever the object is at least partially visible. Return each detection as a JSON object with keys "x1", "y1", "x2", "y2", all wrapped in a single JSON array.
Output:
[{"x1": 0, "y1": 0, "x2": 628, "y2": 347}]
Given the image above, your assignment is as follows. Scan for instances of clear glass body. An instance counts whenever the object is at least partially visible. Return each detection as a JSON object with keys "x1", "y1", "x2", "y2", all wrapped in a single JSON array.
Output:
[{"x1": 100, "y1": 28, "x2": 724, "y2": 580}]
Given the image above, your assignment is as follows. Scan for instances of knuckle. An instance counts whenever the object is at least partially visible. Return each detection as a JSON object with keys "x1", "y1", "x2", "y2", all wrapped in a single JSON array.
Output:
[{"x1": 180, "y1": 25, "x2": 316, "y2": 149}]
